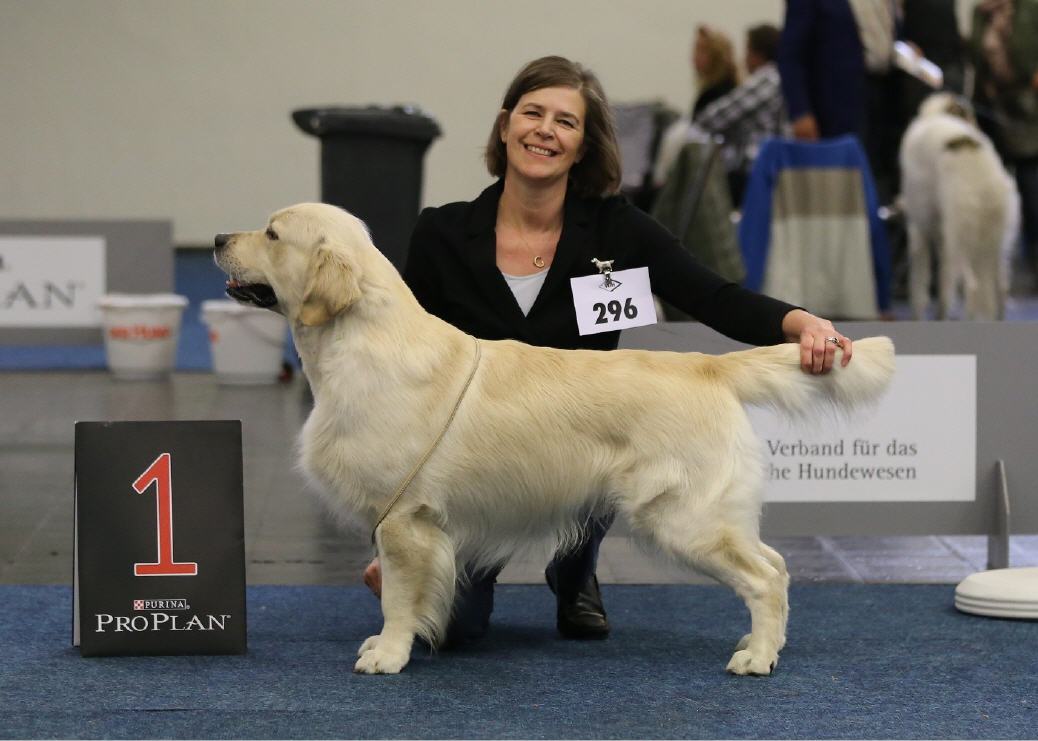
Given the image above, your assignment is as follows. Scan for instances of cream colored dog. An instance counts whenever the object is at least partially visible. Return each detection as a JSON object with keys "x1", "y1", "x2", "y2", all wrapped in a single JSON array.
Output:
[
  {"x1": 899, "y1": 92, "x2": 1020, "y2": 320},
  {"x1": 214, "y1": 203, "x2": 895, "y2": 676}
]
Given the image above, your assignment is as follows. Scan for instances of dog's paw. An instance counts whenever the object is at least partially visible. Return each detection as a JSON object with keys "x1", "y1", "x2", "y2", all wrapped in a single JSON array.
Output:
[
  {"x1": 726, "y1": 648, "x2": 778, "y2": 676},
  {"x1": 734, "y1": 633, "x2": 752, "y2": 651},
  {"x1": 353, "y1": 645, "x2": 410, "y2": 674},
  {"x1": 357, "y1": 635, "x2": 380, "y2": 657}
]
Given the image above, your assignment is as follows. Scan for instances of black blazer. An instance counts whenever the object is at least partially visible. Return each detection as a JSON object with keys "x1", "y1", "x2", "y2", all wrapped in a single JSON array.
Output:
[{"x1": 403, "y1": 180, "x2": 796, "y2": 351}]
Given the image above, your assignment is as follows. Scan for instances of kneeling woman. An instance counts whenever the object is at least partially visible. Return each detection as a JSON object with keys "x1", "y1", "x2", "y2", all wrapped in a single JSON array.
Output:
[{"x1": 364, "y1": 55, "x2": 852, "y2": 643}]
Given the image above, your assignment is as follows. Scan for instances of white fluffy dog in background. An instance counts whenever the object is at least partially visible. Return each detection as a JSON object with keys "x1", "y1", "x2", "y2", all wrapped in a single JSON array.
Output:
[{"x1": 899, "y1": 92, "x2": 1020, "y2": 320}]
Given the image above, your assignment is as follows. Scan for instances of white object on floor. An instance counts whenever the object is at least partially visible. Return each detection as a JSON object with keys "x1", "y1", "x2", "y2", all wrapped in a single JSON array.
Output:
[
  {"x1": 955, "y1": 567, "x2": 1038, "y2": 619},
  {"x1": 201, "y1": 300, "x2": 287, "y2": 384},
  {"x1": 98, "y1": 293, "x2": 188, "y2": 380}
]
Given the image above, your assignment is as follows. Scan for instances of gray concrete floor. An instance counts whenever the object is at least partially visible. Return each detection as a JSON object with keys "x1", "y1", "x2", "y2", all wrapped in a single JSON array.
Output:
[{"x1": 3, "y1": 371, "x2": 1036, "y2": 588}]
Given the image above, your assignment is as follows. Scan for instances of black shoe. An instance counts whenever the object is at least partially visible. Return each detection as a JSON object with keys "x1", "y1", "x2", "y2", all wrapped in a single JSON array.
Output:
[{"x1": 545, "y1": 568, "x2": 610, "y2": 640}]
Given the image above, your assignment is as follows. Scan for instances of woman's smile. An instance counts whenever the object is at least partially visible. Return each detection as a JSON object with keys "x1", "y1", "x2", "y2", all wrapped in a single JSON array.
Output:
[{"x1": 524, "y1": 143, "x2": 559, "y2": 157}]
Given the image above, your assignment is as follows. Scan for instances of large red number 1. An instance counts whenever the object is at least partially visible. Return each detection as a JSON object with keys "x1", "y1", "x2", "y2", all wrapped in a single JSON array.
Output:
[{"x1": 132, "y1": 453, "x2": 198, "y2": 577}]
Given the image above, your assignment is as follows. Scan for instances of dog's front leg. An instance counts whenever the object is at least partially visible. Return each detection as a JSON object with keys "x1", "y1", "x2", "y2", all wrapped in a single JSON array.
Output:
[{"x1": 355, "y1": 513, "x2": 455, "y2": 674}]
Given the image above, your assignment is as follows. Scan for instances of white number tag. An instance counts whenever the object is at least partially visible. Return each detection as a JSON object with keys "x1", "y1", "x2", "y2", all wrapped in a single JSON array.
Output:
[{"x1": 570, "y1": 267, "x2": 658, "y2": 336}]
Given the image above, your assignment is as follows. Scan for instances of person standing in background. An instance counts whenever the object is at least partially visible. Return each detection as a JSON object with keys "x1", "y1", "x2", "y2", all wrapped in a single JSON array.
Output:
[
  {"x1": 779, "y1": 0, "x2": 867, "y2": 140},
  {"x1": 971, "y1": 0, "x2": 1038, "y2": 288},
  {"x1": 691, "y1": 25, "x2": 740, "y2": 119},
  {"x1": 847, "y1": 0, "x2": 902, "y2": 205},
  {"x1": 901, "y1": 0, "x2": 966, "y2": 110},
  {"x1": 693, "y1": 23, "x2": 786, "y2": 206}
]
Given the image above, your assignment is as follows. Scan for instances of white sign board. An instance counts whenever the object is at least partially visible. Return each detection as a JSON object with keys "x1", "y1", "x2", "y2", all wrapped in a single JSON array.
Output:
[
  {"x1": 0, "y1": 236, "x2": 106, "y2": 327},
  {"x1": 750, "y1": 355, "x2": 976, "y2": 502}
]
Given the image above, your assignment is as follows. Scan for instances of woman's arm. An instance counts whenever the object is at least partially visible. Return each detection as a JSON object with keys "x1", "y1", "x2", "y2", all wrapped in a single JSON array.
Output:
[
  {"x1": 616, "y1": 200, "x2": 793, "y2": 346},
  {"x1": 614, "y1": 199, "x2": 852, "y2": 374}
]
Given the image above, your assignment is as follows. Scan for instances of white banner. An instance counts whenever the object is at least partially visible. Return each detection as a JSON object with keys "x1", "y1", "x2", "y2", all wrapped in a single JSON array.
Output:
[
  {"x1": 750, "y1": 355, "x2": 976, "y2": 502},
  {"x1": 0, "y1": 236, "x2": 106, "y2": 327}
]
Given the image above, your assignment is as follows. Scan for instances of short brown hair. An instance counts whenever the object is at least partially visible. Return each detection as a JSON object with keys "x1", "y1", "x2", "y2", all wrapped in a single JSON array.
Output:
[
  {"x1": 747, "y1": 24, "x2": 781, "y2": 63},
  {"x1": 484, "y1": 55, "x2": 622, "y2": 197}
]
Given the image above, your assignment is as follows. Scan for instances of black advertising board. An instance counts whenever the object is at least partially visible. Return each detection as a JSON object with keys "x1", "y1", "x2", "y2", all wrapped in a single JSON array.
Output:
[{"x1": 73, "y1": 421, "x2": 246, "y2": 656}]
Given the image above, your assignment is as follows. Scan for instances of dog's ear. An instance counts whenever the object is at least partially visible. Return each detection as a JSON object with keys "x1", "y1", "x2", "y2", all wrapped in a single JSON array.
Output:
[{"x1": 299, "y1": 245, "x2": 361, "y2": 326}]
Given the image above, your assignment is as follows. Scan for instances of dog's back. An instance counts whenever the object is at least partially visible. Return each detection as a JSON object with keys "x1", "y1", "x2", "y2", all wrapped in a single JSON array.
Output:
[{"x1": 900, "y1": 106, "x2": 1017, "y2": 319}]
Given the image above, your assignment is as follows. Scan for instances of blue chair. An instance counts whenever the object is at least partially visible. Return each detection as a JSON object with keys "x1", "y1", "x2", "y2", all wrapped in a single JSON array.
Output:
[{"x1": 738, "y1": 136, "x2": 892, "y2": 319}]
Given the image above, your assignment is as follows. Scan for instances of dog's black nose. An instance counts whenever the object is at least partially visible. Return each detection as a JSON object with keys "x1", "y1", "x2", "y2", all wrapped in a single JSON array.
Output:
[{"x1": 214, "y1": 233, "x2": 232, "y2": 249}]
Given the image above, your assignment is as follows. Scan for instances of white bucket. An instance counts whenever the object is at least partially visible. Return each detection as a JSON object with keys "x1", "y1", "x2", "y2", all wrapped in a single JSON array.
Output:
[
  {"x1": 98, "y1": 293, "x2": 188, "y2": 380},
  {"x1": 201, "y1": 300, "x2": 287, "y2": 385}
]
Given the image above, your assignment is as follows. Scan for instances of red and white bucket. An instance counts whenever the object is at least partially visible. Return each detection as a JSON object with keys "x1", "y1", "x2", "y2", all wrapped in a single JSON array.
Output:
[
  {"x1": 97, "y1": 294, "x2": 188, "y2": 380},
  {"x1": 201, "y1": 300, "x2": 287, "y2": 385}
]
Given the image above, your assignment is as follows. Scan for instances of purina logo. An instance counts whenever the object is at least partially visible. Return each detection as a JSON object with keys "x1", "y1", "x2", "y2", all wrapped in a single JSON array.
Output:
[
  {"x1": 96, "y1": 603, "x2": 233, "y2": 633},
  {"x1": 134, "y1": 598, "x2": 190, "y2": 611}
]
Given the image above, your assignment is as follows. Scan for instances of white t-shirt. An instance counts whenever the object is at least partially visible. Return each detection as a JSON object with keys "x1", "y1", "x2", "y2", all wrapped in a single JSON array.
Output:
[{"x1": 501, "y1": 269, "x2": 548, "y2": 316}]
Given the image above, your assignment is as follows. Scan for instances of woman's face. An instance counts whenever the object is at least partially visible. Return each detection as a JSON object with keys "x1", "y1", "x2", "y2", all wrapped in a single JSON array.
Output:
[
  {"x1": 692, "y1": 38, "x2": 710, "y2": 75},
  {"x1": 500, "y1": 86, "x2": 587, "y2": 186}
]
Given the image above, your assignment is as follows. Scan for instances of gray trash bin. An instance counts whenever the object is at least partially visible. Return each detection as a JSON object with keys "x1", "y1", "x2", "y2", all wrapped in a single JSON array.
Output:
[{"x1": 292, "y1": 105, "x2": 441, "y2": 271}]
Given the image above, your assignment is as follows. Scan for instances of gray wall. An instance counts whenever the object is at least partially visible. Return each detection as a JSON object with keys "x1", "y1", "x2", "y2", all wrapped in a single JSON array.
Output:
[{"x1": 0, "y1": 1, "x2": 973, "y2": 245}]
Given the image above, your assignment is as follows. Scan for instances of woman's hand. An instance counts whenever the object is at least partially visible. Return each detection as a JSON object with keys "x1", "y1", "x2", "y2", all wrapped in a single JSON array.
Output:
[
  {"x1": 790, "y1": 113, "x2": 820, "y2": 141},
  {"x1": 781, "y1": 309, "x2": 853, "y2": 375}
]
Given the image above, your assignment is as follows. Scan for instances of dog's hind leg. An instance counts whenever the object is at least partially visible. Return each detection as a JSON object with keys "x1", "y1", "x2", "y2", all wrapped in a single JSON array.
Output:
[
  {"x1": 634, "y1": 496, "x2": 787, "y2": 676},
  {"x1": 963, "y1": 233, "x2": 1003, "y2": 320},
  {"x1": 937, "y1": 232, "x2": 963, "y2": 320},
  {"x1": 696, "y1": 530, "x2": 786, "y2": 676},
  {"x1": 355, "y1": 510, "x2": 455, "y2": 674},
  {"x1": 907, "y1": 221, "x2": 932, "y2": 319},
  {"x1": 745, "y1": 542, "x2": 789, "y2": 650}
]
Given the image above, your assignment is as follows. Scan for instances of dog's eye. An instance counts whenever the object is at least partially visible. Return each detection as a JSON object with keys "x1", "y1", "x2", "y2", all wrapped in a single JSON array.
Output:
[{"x1": 265, "y1": 227, "x2": 278, "y2": 241}]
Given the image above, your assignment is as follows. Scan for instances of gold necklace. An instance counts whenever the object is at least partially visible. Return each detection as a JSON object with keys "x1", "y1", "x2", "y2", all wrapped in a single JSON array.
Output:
[{"x1": 510, "y1": 223, "x2": 559, "y2": 269}]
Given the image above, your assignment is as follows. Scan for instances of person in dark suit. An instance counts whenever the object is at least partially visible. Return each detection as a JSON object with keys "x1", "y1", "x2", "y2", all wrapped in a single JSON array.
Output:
[
  {"x1": 364, "y1": 55, "x2": 855, "y2": 645},
  {"x1": 779, "y1": 0, "x2": 867, "y2": 140}
]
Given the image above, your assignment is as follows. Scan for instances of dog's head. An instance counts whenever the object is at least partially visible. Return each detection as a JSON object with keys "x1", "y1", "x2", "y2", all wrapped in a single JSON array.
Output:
[
  {"x1": 213, "y1": 203, "x2": 369, "y2": 327},
  {"x1": 917, "y1": 92, "x2": 977, "y2": 125}
]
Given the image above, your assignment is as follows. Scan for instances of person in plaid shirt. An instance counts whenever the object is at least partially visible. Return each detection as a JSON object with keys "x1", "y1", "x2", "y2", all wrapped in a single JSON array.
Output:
[{"x1": 692, "y1": 24, "x2": 786, "y2": 205}]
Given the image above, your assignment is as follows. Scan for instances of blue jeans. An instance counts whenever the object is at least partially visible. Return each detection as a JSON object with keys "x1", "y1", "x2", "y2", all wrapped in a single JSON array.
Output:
[{"x1": 443, "y1": 513, "x2": 613, "y2": 646}]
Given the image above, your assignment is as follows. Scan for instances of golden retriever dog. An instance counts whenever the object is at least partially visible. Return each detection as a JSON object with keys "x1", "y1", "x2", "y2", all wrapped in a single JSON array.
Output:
[
  {"x1": 214, "y1": 203, "x2": 895, "y2": 676},
  {"x1": 899, "y1": 92, "x2": 1020, "y2": 320}
]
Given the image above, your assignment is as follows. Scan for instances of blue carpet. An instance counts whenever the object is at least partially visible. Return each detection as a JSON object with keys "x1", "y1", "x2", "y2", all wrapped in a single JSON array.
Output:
[{"x1": 0, "y1": 584, "x2": 1035, "y2": 739}]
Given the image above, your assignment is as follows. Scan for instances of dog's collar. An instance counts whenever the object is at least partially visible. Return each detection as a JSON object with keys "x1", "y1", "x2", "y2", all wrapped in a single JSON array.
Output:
[{"x1": 370, "y1": 336, "x2": 482, "y2": 547}]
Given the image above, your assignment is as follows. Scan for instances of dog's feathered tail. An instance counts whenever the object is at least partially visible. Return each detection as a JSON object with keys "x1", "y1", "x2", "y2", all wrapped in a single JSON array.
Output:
[{"x1": 713, "y1": 336, "x2": 896, "y2": 417}]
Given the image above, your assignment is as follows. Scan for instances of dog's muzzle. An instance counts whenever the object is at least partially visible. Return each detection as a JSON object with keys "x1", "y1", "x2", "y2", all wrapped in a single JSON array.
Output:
[
  {"x1": 225, "y1": 281, "x2": 278, "y2": 308},
  {"x1": 214, "y1": 232, "x2": 279, "y2": 308}
]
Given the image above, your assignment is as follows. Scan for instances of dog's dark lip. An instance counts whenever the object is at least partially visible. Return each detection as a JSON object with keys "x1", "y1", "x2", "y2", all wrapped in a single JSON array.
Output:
[{"x1": 225, "y1": 280, "x2": 278, "y2": 308}]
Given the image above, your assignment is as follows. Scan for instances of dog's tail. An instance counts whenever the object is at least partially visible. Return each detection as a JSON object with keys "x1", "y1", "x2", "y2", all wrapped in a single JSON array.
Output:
[{"x1": 714, "y1": 336, "x2": 896, "y2": 418}]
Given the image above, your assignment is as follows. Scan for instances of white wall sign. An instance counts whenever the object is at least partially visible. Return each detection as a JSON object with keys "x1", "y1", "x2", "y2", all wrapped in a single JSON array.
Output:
[
  {"x1": 0, "y1": 236, "x2": 106, "y2": 327},
  {"x1": 749, "y1": 355, "x2": 976, "y2": 502}
]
